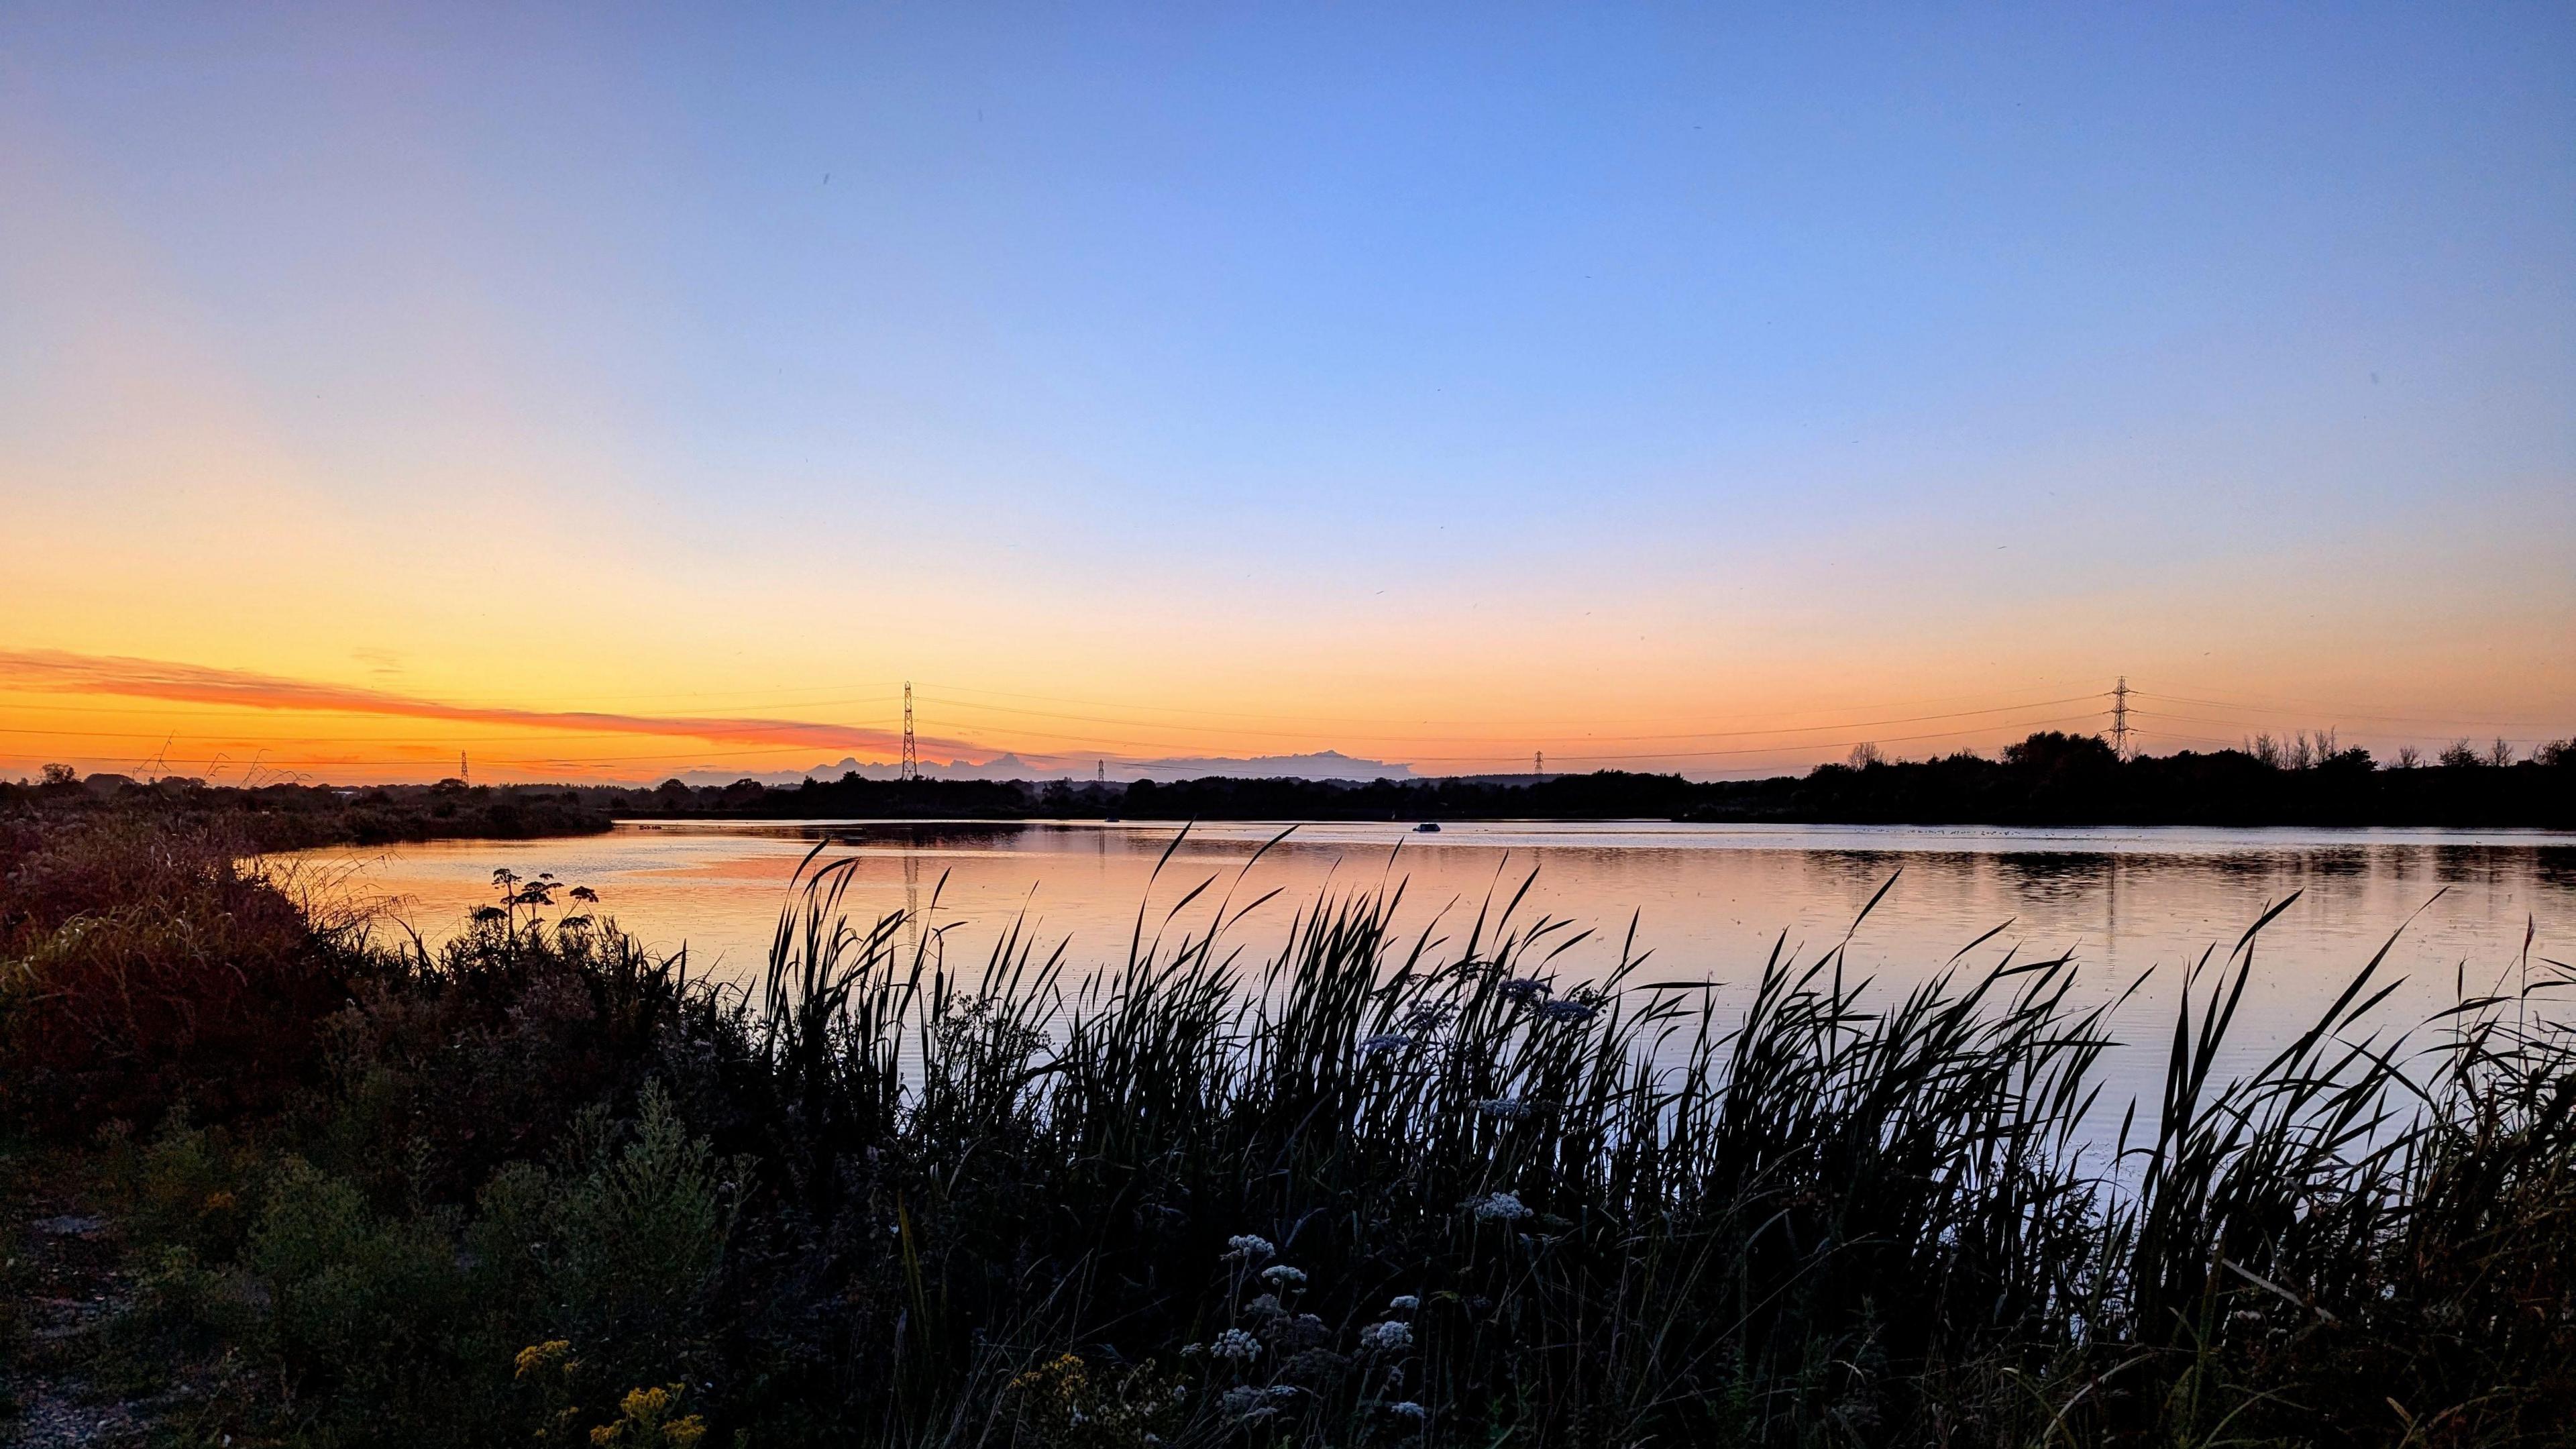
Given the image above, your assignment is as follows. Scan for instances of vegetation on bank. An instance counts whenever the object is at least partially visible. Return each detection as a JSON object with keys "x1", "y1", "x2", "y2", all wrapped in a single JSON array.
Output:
[
  {"x1": 3, "y1": 806, "x2": 2573, "y2": 1446},
  {"x1": 16, "y1": 727, "x2": 2573, "y2": 829},
  {"x1": 1, "y1": 769, "x2": 614, "y2": 850},
  {"x1": 602, "y1": 729, "x2": 2576, "y2": 828}
]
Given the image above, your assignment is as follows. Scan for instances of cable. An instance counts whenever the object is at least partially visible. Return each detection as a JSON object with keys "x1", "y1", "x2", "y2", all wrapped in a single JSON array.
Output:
[
  {"x1": 916, "y1": 691, "x2": 2106, "y2": 747},
  {"x1": 2131, "y1": 689, "x2": 2567, "y2": 730}
]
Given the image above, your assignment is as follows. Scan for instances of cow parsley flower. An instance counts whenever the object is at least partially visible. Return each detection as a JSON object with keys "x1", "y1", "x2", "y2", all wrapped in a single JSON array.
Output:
[
  {"x1": 1537, "y1": 998, "x2": 1598, "y2": 1024},
  {"x1": 1260, "y1": 1265, "x2": 1307, "y2": 1289},
  {"x1": 1358, "y1": 1320, "x2": 1414, "y2": 1352},
  {"x1": 1387, "y1": 1401, "x2": 1428, "y2": 1421},
  {"x1": 1224, "y1": 1234, "x2": 1275, "y2": 1262},
  {"x1": 1210, "y1": 1328, "x2": 1263, "y2": 1362},
  {"x1": 1476, "y1": 1097, "x2": 1532, "y2": 1122},
  {"x1": 1387, "y1": 1294, "x2": 1420, "y2": 1311},
  {"x1": 1472, "y1": 1191, "x2": 1534, "y2": 1222},
  {"x1": 1359, "y1": 1032, "x2": 1412, "y2": 1055}
]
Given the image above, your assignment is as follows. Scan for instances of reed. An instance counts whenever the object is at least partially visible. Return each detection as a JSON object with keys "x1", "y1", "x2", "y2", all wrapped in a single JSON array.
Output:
[{"x1": 707, "y1": 835, "x2": 2575, "y2": 1445}]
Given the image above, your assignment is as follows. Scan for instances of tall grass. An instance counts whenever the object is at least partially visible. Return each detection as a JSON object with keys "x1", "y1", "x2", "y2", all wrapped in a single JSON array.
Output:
[
  {"x1": 715, "y1": 835, "x2": 2575, "y2": 1446},
  {"x1": 6, "y1": 814, "x2": 2573, "y2": 1444}
]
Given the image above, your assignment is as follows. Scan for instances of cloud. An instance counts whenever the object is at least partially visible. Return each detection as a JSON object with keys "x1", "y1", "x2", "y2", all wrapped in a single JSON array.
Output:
[{"x1": 0, "y1": 648, "x2": 971, "y2": 757}]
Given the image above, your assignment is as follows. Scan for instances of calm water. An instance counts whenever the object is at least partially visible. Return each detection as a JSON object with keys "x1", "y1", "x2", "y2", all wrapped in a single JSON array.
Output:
[{"x1": 282, "y1": 820, "x2": 2576, "y2": 1100}]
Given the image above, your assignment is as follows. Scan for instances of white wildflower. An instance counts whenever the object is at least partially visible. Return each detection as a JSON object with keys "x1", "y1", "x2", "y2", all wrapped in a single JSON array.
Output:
[
  {"x1": 1388, "y1": 1400, "x2": 1428, "y2": 1421},
  {"x1": 1223, "y1": 1234, "x2": 1275, "y2": 1262},
  {"x1": 1210, "y1": 1328, "x2": 1263, "y2": 1362},
  {"x1": 1387, "y1": 1294, "x2": 1420, "y2": 1311},
  {"x1": 1402, "y1": 1002, "x2": 1452, "y2": 1031},
  {"x1": 1476, "y1": 1097, "x2": 1532, "y2": 1122},
  {"x1": 1260, "y1": 1264, "x2": 1307, "y2": 1289},
  {"x1": 1359, "y1": 1320, "x2": 1414, "y2": 1352},
  {"x1": 1472, "y1": 1191, "x2": 1534, "y2": 1222},
  {"x1": 1359, "y1": 1032, "x2": 1412, "y2": 1055}
]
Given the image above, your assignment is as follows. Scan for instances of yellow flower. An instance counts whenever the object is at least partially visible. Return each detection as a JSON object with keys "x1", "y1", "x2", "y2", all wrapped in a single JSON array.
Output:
[
  {"x1": 516, "y1": 1340, "x2": 575, "y2": 1382},
  {"x1": 591, "y1": 1383, "x2": 706, "y2": 1448}
]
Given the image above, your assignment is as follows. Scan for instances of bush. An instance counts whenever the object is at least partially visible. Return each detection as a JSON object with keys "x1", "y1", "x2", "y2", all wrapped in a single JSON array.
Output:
[{"x1": 0, "y1": 820, "x2": 349, "y2": 1131}]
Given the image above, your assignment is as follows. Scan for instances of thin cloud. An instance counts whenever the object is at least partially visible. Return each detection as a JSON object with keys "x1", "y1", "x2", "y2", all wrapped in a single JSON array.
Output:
[{"x1": 0, "y1": 648, "x2": 974, "y2": 757}]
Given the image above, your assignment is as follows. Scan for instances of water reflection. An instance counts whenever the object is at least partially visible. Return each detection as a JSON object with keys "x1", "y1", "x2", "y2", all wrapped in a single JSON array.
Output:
[{"x1": 288, "y1": 820, "x2": 2576, "y2": 1109}]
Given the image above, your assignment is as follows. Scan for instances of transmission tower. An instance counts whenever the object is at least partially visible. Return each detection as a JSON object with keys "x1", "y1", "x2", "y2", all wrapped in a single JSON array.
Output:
[
  {"x1": 900, "y1": 682, "x2": 919, "y2": 782},
  {"x1": 1534, "y1": 749, "x2": 1544, "y2": 775},
  {"x1": 2108, "y1": 677, "x2": 2132, "y2": 760}
]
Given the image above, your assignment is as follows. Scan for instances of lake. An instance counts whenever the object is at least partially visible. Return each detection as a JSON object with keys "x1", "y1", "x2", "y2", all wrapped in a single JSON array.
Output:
[{"x1": 282, "y1": 819, "x2": 2576, "y2": 1101}]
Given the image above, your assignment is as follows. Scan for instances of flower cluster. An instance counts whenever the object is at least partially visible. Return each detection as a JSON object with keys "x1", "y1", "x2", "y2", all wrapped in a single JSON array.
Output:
[
  {"x1": 1477, "y1": 1097, "x2": 1532, "y2": 1122},
  {"x1": 1223, "y1": 1234, "x2": 1275, "y2": 1262},
  {"x1": 1220, "y1": 1384, "x2": 1300, "y2": 1420},
  {"x1": 1259, "y1": 1264, "x2": 1307, "y2": 1289},
  {"x1": 1472, "y1": 1191, "x2": 1534, "y2": 1222},
  {"x1": 1358, "y1": 1319, "x2": 1414, "y2": 1352},
  {"x1": 1358, "y1": 1031, "x2": 1413, "y2": 1055}
]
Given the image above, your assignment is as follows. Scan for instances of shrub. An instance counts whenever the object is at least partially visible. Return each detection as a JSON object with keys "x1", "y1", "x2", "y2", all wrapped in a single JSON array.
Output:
[{"x1": 0, "y1": 822, "x2": 347, "y2": 1131}]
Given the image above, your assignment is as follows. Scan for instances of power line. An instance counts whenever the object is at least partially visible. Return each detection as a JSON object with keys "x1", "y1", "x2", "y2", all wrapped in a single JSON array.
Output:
[
  {"x1": 2130, "y1": 689, "x2": 2567, "y2": 729},
  {"x1": 2109, "y1": 677, "x2": 2131, "y2": 761},
  {"x1": 2129, "y1": 708, "x2": 2562, "y2": 745},
  {"x1": 910, "y1": 692, "x2": 2107, "y2": 749}
]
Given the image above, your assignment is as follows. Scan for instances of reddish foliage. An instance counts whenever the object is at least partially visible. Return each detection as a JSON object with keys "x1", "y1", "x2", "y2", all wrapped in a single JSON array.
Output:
[{"x1": 0, "y1": 816, "x2": 350, "y2": 1132}]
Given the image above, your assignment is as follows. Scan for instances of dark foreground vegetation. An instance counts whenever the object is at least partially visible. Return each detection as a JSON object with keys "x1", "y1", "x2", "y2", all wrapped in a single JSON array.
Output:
[
  {"x1": 615, "y1": 731, "x2": 2575, "y2": 828},
  {"x1": 4, "y1": 808, "x2": 2575, "y2": 1446}
]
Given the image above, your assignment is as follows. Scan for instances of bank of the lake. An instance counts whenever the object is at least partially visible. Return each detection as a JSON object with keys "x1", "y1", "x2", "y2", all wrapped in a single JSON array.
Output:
[{"x1": 5, "y1": 804, "x2": 2574, "y2": 1446}]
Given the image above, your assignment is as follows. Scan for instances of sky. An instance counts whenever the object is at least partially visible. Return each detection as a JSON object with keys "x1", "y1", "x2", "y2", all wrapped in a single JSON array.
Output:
[{"x1": 3, "y1": 3, "x2": 2571, "y2": 783}]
